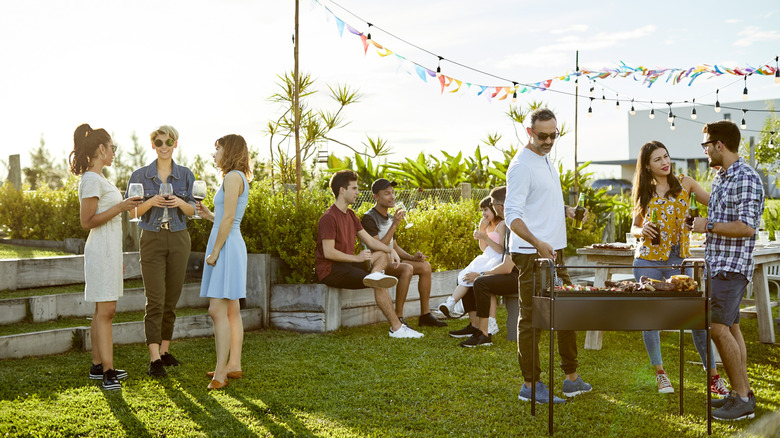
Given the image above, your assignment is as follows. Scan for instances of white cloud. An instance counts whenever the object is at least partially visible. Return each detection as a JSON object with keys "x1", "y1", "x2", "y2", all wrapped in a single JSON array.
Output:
[
  {"x1": 725, "y1": 19, "x2": 742, "y2": 24},
  {"x1": 497, "y1": 25, "x2": 656, "y2": 69},
  {"x1": 550, "y1": 24, "x2": 589, "y2": 35},
  {"x1": 733, "y1": 25, "x2": 780, "y2": 47}
]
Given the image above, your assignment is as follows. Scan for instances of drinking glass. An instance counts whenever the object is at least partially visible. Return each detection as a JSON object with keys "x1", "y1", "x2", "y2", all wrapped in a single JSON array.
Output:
[
  {"x1": 625, "y1": 232, "x2": 637, "y2": 248},
  {"x1": 127, "y1": 183, "x2": 143, "y2": 223},
  {"x1": 191, "y1": 180, "x2": 207, "y2": 219},
  {"x1": 394, "y1": 202, "x2": 413, "y2": 229},
  {"x1": 758, "y1": 230, "x2": 770, "y2": 246},
  {"x1": 159, "y1": 183, "x2": 173, "y2": 223}
]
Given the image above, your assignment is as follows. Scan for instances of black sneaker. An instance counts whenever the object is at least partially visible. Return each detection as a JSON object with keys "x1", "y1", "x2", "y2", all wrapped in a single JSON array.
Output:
[
  {"x1": 712, "y1": 392, "x2": 755, "y2": 421},
  {"x1": 101, "y1": 369, "x2": 122, "y2": 391},
  {"x1": 460, "y1": 332, "x2": 493, "y2": 347},
  {"x1": 449, "y1": 324, "x2": 480, "y2": 338},
  {"x1": 160, "y1": 352, "x2": 181, "y2": 367},
  {"x1": 711, "y1": 391, "x2": 731, "y2": 409},
  {"x1": 419, "y1": 312, "x2": 447, "y2": 327},
  {"x1": 148, "y1": 359, "x2": 167, "y2": 377},
  {"x1": 89, "y1": 363, "x2": 127, "y2": 380}
]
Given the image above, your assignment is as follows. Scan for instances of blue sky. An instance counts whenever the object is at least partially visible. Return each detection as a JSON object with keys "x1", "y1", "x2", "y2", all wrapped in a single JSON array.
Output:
[{"x1": 1, "y1": 0, "x2": 778, "y2": 179}]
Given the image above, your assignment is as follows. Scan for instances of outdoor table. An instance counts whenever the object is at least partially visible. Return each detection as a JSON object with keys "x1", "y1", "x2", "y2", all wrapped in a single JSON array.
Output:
[
  {"x1": 576, "y1": 244, "x2": 780, "y2": 349},
  {"x1": 530, "y1": 258, "x2": 713, "y2": 436}
]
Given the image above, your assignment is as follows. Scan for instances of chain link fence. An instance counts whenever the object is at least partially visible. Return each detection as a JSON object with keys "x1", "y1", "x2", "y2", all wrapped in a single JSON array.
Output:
[{"x1": 352, "y1": 186, "x2": 491, "y2": 210}]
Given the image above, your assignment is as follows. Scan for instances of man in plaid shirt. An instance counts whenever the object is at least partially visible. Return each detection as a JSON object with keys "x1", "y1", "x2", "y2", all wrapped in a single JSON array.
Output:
[{"x1": 691, "y1": 120, "x2": 764, "y2": 421}]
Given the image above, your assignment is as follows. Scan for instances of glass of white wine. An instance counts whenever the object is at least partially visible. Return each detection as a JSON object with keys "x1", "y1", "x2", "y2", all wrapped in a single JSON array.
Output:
[
  {"x1": 127, "y1": 183, "x2": 143, "y2": 223},
  {"x1": 394, "y1": 202, "x2": 413, "y2": 229},
  {"x1": 191, "y1": 180, "x2": 207, "y2": 219},
  {"x1": 159, "y1": 183, "x2": 173, "y2": 223}
]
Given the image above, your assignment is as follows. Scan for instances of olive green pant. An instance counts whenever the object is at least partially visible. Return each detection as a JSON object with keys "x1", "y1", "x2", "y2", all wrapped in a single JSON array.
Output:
[
  {"x1": 140, "y1": 229, "x2": 191, "y2": 345},
  {"x1": 512, "y1": 250, "x2": 578, "y2": 383}
]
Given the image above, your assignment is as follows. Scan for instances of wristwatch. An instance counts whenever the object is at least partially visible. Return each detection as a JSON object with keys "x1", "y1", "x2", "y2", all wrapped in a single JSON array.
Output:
[
  {"x1": 706, "y1": 221, "x2": 715, "y2": 233},
  {"x1": 479, "y1": 272, "x2": 485, "y2": 276}
]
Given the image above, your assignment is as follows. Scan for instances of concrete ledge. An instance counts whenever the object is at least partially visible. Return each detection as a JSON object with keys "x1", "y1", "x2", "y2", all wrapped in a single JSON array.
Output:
[
  {"x1": 0, "y1": 309, "x2": 264, "y2": 359},
  {"x1": 0, "y1": 327, "x2": 77, "y2": 359},
  {"x1": 0, "y1": 283, "x2": 208, "y2": 324},
  {"x1": 270, "y1": 270, "x2": 456, "y2": 333},
  {"x1": 0, "y1": 252, "x2": 143, "y2": 291}
]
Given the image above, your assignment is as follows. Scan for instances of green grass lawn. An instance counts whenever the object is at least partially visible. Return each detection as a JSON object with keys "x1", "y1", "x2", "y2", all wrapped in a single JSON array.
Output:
[
  {"x1": 0, "y1": 243, "x2": 69, "y2": 259},
  {"x1": 0, "y1": 309, "x2": 778, "y2": 437}
]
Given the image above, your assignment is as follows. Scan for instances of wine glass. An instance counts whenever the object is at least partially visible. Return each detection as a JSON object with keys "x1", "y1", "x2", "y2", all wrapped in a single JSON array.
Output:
[
  {"x1": 191, "y1": 180, "x2": 207, "y2": 220},
  {"x1": 394, "y1": 202, "x2": 413, "y2": 229},
  {"x1": 159, "y1": 182, "x2": 173, "y2": 223},
  {"x1": 127, "y1": 183, "x2": 144, "y2": 223}
]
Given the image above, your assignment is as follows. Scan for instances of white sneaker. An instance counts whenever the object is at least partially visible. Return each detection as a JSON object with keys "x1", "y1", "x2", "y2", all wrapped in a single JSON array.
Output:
[
  {"x1": 363, "y1": 272, "x2": 398, "y2": 289},
  {"x1": 656, "y1": 372, "x2": 674, "y2": 394},
  {"x1": 389, "y1": 325, "x2": 424, "y2": 339},
  {"x1": 453, "y1": 300, "x2": 465, "y2": 318},
  {"x1": 438, "y1": 297, "x2": 456, "y2": 318},
  {"x1": 488, "y1": 317, "x2": 500, "y2": 335}
]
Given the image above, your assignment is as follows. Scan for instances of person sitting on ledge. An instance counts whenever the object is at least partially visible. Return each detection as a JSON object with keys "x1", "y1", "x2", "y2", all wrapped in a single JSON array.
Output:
[
  {"x1": 315, "y1": 170, "x2": 424, "y2": 339},
  {"x1": 361, "y1": 178, "x2": 447, "y2": 329}
]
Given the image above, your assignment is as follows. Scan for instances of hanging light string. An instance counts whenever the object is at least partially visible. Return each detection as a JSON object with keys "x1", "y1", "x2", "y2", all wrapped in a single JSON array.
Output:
[{"x1": 318, "y1": 0, "x2": 780, "y2": 135}]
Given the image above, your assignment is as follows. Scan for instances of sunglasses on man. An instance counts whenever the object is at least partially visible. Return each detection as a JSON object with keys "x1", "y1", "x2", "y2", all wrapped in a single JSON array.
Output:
[
  {"x1": 531, "y1": 128, "x2": 559, "y2": 141},
  {"x1": 154, "y1": 138, "x2": 175, "y2": 147}
]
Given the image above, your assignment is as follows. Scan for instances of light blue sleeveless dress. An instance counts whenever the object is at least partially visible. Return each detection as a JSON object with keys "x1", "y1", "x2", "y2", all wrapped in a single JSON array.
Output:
[{"x1": 200, "y1": 171, "x2": 249, "y2": 300}]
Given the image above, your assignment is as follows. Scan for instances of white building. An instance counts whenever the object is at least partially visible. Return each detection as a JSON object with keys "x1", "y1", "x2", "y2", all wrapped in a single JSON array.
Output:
[{"x1": 586, "y1": 98, "x2": 779, "y2": 197}]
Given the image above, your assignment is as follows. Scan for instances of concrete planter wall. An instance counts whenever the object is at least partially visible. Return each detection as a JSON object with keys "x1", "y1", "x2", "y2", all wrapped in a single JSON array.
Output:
[
  {"x1": 270, "y1": 270, "x2": 459, "y2": 333},
  {"x1": 0, "y1": 309, "x2": 264, "y2": 360}
]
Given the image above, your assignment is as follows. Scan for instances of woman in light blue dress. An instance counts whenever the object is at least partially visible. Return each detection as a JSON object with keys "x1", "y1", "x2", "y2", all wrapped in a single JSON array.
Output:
[{"x1": 196, "y1": 134, "x2": 252, "y2": 390}]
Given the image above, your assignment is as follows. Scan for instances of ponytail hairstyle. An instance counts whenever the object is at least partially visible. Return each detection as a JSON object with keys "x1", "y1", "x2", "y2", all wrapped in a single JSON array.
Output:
[
  {"x1": 215, "y1": 134, "x2": 253, "y2": 181},
  {"x1": 69, "y1": 124, "x2": 110, "y2": 175}
]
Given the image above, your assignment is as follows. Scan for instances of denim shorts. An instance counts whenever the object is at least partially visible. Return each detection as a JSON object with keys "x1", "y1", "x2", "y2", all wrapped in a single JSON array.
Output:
[{"x1": 710, "y1": 271, "x2": 748, "y2": 326}]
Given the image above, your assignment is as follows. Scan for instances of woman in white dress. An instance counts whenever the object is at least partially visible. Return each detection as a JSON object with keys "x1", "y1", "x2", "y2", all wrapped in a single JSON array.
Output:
[
  {"x1": 439, "y1": 196, "x2": 504, "y2": 331},
  {"x1": 69, "y1": 124, "x2": 142, "y2": 391}
]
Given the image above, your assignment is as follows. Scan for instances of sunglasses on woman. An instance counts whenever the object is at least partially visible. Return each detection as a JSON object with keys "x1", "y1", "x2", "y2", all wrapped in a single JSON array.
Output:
[{"x1": 154, "y1": 138, "x2": 175, "y2": 147}]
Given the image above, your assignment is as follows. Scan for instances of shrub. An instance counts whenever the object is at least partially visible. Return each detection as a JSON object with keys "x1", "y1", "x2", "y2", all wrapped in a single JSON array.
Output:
[{"x1": 0, "y1": 178, "x2": 86, "y2": 240}]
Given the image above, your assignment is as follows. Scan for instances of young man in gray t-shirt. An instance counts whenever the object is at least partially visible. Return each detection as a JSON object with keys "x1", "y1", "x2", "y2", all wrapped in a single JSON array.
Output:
[{"x1": 361, "y1": 179, "x2": 447, "y2": 328}]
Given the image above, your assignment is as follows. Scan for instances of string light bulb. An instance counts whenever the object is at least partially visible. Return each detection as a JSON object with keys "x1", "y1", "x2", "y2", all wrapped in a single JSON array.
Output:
[
  {"x1": 630, "y1": 99, "x2": 636, "y2": 115},
  {"x1": 649, "y1": 101, "x2": 655, "y2": 119},
  {"x1": 742, "y1": 76, "x2": 749, "y2": 100},
  {"x1": 589, "y1": 85, "x2": 594, "y2": 96},
  {"x1": 670, "y1": 115, "x2": 676, "y2": 131},
  {"x1": 667, "y1": 102, "x2": 674, "y2": 123},
  {"x1": 741, "y1": 109, "x2": 747, "y2": 129},
  {"x1": 691, "y1": 98, "x2": 697, "y2": 120},
  {"x1": 769, "y1": 132, "x2": 775, "y2": 148},
  {"x1": 615, "y1": 93, "x2": 620, "y2": 110},
  {"x1": 512, "y1": 82, "x2": 518, "y2": 103},
  {"x1": 588, "y1": 97, "x2": 594, "y2": 118},
  {"x1": 436, "y1": 56, "x2": 443, "y2": 77},
  {"x1": 601, "y1": 89, "x2": 606, "y2": 103},
  {"x1": 715, "y1": 90, "x2": 721, "y2": 113},
  {"x1": 366, "y1": 22, "x2": 372, "y2": 40}
]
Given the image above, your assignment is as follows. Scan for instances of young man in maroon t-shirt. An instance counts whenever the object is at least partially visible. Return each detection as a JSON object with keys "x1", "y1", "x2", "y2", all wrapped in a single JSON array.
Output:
[{"x1": 315, "y1": 170, "x2": 424, "y2": 339}]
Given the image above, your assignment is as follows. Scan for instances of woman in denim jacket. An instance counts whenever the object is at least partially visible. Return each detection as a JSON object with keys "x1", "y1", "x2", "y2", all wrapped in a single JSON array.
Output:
[{"x1": 126, "y1": 125, "x2": 196, "y2": 377}]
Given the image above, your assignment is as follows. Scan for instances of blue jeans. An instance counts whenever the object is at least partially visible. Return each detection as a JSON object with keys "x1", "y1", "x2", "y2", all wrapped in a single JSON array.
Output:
[{"x1": 633, "y1": 247, "x2": 714, "y2": 368}]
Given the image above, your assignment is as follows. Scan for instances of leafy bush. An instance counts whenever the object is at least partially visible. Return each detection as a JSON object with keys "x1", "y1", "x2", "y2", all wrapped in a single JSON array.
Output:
[
  {"x1": 0, "y1": 178, "x2": 86, "y2": 240},
  {"x1": 394, "y1": 199, "x2": 483, "y2": 271}
]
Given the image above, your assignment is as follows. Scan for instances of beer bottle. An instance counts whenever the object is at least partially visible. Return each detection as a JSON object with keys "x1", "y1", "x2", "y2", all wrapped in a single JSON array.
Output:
[
  {"x1": 651, "y1": 209, "x2": 660, "y2": 245},
  {"x1": 573, "y1": 195, "x2": 586, "y2": 230},
  {"x1": 685, "y1": 192, "x2": 699, "y2": 226}
]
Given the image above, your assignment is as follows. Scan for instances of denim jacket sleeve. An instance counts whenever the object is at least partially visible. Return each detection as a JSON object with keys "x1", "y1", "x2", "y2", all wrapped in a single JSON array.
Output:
[{"x1": 127, "y1": 160, "x2": 195, "y2": 232}]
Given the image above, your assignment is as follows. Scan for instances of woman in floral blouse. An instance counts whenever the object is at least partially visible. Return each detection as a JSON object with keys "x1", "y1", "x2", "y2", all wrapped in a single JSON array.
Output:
[{"x1": 629, "y1": 140, "x2": 728, "y2": 397}]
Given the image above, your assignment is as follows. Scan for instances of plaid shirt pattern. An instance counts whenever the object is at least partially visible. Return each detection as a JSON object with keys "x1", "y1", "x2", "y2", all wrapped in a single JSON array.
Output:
[{"x1": 705, "y1": 158, "x2": 764, "y2": 280}]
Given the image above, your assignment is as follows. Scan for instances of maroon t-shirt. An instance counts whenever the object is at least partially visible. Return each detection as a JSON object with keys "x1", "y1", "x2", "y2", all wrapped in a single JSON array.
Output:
[{"x1": 315, "y1": 204, "x2": 363, "y2": 280}]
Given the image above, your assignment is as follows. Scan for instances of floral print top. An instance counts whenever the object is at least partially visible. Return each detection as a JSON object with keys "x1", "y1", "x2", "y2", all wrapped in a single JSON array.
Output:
[{"x1": 635, "y1": 174, "x2": 691, "y2": 261}]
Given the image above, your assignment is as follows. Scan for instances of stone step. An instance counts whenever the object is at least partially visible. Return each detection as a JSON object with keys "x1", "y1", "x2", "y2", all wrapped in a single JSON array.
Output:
[
  {"x1": 0, "y1": 308, "x2": 264, "y2": 360},
  {"x1": 0, "y1": 283, "x2": 207, "y2": 325}
]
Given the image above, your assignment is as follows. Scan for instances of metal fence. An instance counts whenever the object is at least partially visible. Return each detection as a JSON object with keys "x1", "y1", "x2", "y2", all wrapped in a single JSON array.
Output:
[{"x1": 352, "y1": 185, "x2": 491, "y2": 210}]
